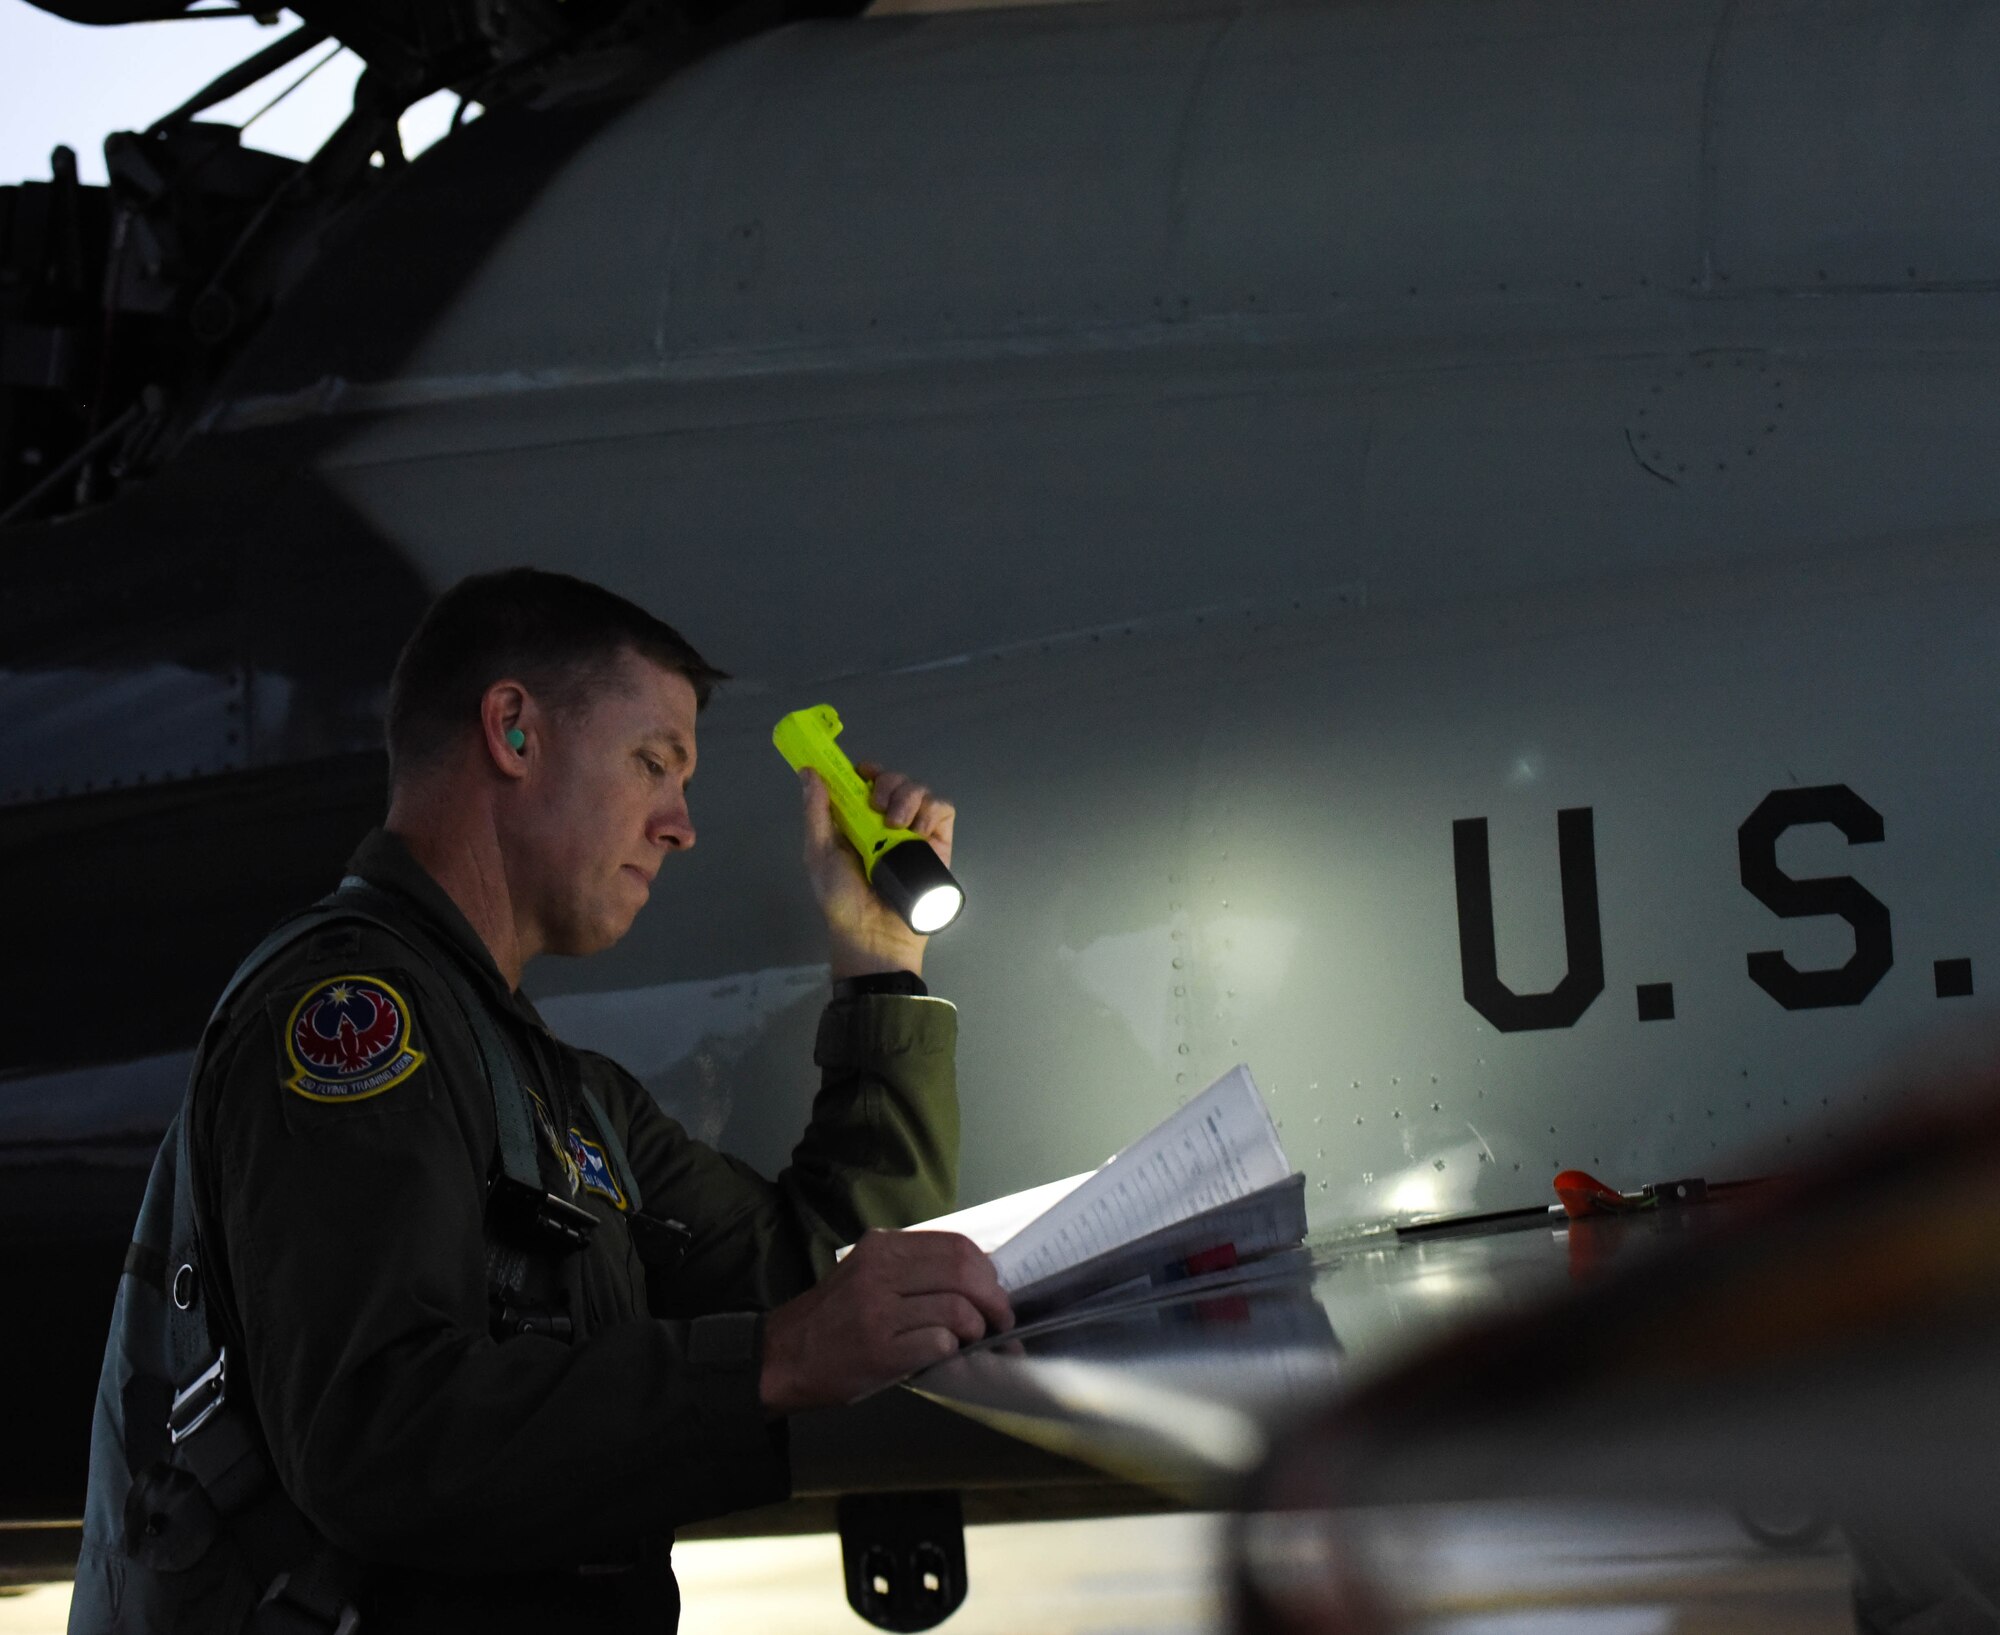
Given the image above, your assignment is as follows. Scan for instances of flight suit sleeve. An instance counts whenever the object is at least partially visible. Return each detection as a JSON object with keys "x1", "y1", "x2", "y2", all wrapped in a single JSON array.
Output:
[
  {"x1": 195, "y1": 959, "x2": 787, "y2": 1573},
  {"x1": 596, "y1": 992, "x2": 960, "y2": 1317}
]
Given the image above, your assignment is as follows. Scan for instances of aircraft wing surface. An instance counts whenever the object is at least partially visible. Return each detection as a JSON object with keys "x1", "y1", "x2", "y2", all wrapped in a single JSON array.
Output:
[{"x1": 906, "y1": 1197, "x2": 1704, "y2": 1504}]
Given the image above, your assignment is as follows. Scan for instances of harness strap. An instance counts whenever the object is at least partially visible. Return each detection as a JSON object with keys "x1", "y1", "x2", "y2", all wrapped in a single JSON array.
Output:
[
  {"x1": 578, "y1": 1085, "x2": 645, "y2": 1216},
  {"x1": 248, "y1": 1553, "x2": 360, "y2": 1635},
  {"x1": 171, "y1": 1375, "x2": 359, "y2": 1632},
  {"x1": 166, "y1": 902, "x2": 359, "y2": 1385},
  {"x1": 319, "y1": 880, "x2": 606, "y2": 1317},
  {"x1": 139, "y1": 876, "x2": 594, "y2": 1634},
  {"x1": 332, "y1": 876, "x2": 541, "y2": 1192},
  {"x1": 160, "y1": 879, "x2": 555, "y2": 1436},
  {"x1": 327, "y1": 876, "x2": 645, "y2": 1218}
]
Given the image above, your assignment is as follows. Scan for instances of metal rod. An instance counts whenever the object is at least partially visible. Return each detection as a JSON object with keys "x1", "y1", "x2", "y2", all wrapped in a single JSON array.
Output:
[
  {"x1": 238, "y1": 41, "x2": 346, "y2": 135},
  {"x1": 0, "y1": 399, "x2": 144, "y2": 532},
  {"x1": 145, "y1": 21, "x2": 331, "y2": 136}
]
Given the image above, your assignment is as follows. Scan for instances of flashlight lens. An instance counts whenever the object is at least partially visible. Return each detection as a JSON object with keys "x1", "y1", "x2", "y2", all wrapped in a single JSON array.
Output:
[
  {"x1": 873, "y1": 838, "x2": 965, "y2": 934},
  {"x1": 909, "y1": 884, "x2": 963, "y2": 934}
]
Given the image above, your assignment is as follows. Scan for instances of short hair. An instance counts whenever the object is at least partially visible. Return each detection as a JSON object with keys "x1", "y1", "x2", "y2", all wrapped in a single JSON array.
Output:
[{"x1": 386, "y1": 568, "x2": 728, "y2": 783}]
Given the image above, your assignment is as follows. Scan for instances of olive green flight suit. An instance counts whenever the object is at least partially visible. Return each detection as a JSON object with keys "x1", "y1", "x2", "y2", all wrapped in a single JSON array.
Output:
[{"x1": 186, "y1": 828, "x2": 959, "y2": 1632}]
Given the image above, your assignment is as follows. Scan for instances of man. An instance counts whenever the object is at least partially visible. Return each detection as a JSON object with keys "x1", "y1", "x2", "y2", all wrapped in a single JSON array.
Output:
[{"x1": 72, "y1": 568, "x2": 1008, "y2": 1633}]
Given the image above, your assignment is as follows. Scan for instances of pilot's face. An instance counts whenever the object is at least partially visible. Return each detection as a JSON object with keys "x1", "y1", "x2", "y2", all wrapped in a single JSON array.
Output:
[{"x1": 521, "y1": 649, "x2": 698, "y2": 959}]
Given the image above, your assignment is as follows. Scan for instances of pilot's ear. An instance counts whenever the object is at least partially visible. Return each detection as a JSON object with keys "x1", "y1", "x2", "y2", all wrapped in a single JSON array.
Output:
[{"x1": 481, "y1": 680, "x2": 533, "y2": 775}]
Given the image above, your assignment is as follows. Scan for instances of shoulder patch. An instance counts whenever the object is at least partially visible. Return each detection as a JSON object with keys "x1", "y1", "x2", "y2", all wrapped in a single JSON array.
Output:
[
  {"x1": 283, "y1": 975, "x2": 427, "y2": 1103},
  {"x1": 568, "y1": 1130, "x2": 628, "y2": 1210}
]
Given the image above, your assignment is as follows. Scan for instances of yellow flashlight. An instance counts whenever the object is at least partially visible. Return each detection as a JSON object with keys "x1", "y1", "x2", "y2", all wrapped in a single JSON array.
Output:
[{"x1": 772, "y1": 705, "x2": 964, "y2": 935}]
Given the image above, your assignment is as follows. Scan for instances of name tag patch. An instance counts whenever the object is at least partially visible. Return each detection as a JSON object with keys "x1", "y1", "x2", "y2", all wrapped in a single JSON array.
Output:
[{"x1": 284, "y1": 976, "x2": 426, "y2": 1102}]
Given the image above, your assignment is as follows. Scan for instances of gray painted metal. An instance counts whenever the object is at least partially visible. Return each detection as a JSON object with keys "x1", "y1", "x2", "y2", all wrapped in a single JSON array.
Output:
[
  {"x1": 913, "y1": 1211, "x2": 1595, "y2": 1499},
  {"x1": 0, "y1": 664, "x2": 248, "y2": 802},
  {"x1": 201, "y1": 0, "x2": 2000, "y2": 1227}
]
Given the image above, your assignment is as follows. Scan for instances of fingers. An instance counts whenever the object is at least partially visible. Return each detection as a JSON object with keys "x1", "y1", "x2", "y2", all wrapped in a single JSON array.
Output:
[
  {"x1": 884, "y1": 1327, "x2": 964, "y2": 1377},
  {"x1": 866, "y1": 768, "x2": 929, "y2": 831},
  {"x1": 798, "y1": 767, "x2": 835, "y2": 852},
  {"x1": 892, "y1": 1292, "x2": 991, "y2": 1346},
  {"x1": 922, "y1": 799, "x2": 955, "y2": 866},
  {"x1": 768, "y1": 1232, "x2": 1013, "y2": 1409},
  {"x1": 856, "y1": 762, "x2": 956, "y2": 846},
  {"x1": 851, "y1": 1230, "x2": 1014, "y2": 1334},
  {"x1": 964, "y1": 1267, "x2": 1012, "y2": 1334}
]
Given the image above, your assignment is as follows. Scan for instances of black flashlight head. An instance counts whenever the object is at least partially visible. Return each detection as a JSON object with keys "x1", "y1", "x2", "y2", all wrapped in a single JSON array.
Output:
[{"x1": 872, "y1": 839, "x2": 964, "y2": 935}]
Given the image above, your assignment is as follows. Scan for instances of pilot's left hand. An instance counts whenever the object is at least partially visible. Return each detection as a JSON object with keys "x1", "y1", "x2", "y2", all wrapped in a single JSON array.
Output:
[{"x1": 800, "y1": 761, "x2": 955, "y2": 981}]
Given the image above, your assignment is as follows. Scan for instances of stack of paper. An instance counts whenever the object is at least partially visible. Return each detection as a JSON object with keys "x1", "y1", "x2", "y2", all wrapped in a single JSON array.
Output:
[{"x1": 903, "y1": 1065, "x2": 1307, "y2": 1321}]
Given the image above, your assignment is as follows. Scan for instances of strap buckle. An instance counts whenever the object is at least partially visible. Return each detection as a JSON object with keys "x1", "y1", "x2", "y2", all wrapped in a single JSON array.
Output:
[
  {"x1": 487, "y1": 1173, "x2": 597, "y2": 1254},
  {"x1": 256, "y1": 1570, "x2": 361, "y2": 1635},
  {"x1": 628, "y1": 1211, "x2": 694, "y2": 1273},
  {"x1": 169, "y1": 1346, "x2": 227, "y2": 1445},
  {"x1": 493, "y1": 1301, "x2": 575, "y2": 1343}
]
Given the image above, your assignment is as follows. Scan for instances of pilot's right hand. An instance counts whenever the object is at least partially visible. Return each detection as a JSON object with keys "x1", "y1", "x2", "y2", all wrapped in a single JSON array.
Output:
[
  {"x1": 798, "y1": 762, "x2": 955, "y2": 982},
  {"x1": 758, "y1": 1229, "x2": 1012, "y2": 1414}
]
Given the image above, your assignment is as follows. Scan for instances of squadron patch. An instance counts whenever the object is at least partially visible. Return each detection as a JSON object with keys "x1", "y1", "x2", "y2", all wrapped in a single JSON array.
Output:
[
  {"x1": 284, "y1": 976, "x2": 427, "y2": 1103},
  {"x1": 568, "y1": 1130, "x2": 628, "y2": 1210}
]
